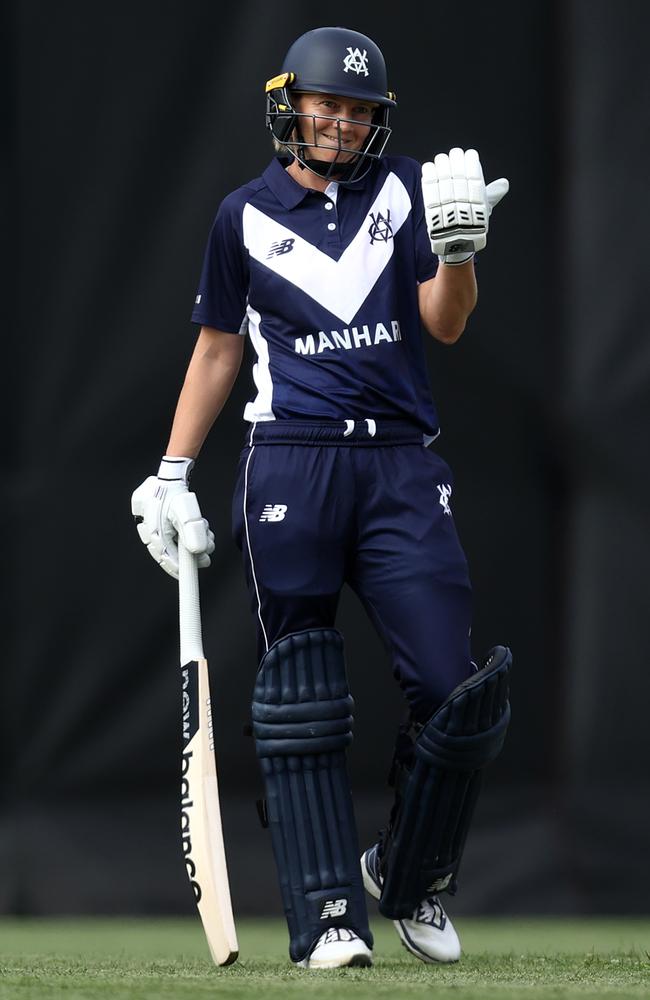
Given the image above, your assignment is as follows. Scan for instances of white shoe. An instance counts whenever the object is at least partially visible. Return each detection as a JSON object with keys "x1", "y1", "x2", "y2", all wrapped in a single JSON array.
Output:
[
  {"x1": 296, "y1": 927, "x2": 373, "y2": 969},
  {"x1": 360, "y1": 845, "x2": 461, "y2": 963}
]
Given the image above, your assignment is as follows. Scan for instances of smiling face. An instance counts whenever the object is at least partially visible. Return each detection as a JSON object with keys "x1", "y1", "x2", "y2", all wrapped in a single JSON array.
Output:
[{"x1": 292, "y1": 92, "x2": 378, "y2": 163}]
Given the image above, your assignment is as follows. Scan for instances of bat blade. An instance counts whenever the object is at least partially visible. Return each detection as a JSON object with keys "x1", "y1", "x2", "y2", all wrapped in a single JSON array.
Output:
[{"x1": 181, "y1": 656, "x2": 238, "y2": 966}]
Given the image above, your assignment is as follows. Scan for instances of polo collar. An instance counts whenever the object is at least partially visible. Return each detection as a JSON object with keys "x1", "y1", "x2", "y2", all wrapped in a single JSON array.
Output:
[{"x1": 262, "y1": 156, "x2": 369, "y2": 210}]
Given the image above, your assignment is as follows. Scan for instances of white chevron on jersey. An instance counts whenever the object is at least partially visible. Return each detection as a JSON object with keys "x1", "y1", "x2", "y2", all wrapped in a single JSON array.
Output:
[
  {"x1": 242, "y1": 172, "x2": 412, "y2": 324},
  {"x1": 243, "y1": 304, "x2": 275, "y2": 422}
]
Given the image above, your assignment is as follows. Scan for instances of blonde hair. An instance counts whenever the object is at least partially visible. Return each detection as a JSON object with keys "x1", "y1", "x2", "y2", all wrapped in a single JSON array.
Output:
[{"x1": 272, "y1": 135, "x2": 293, "y2": 155}]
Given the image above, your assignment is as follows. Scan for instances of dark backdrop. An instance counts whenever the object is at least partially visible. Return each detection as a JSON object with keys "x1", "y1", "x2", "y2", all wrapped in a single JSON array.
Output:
[{"x1": 3, "y1": 0, "x2": 649, "y2": 916}]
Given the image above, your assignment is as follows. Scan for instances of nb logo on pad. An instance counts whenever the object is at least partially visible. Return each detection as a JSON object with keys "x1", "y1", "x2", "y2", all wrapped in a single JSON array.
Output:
[
  {"x1": 259, "y1": 504, "x2": 288, "y2": 522},
  {"x1": 267, "y1": 238, "x2": 295, "y2": 258},
  {"x1": 320, "y1": 898, "x2": 348, "y2": 919}
]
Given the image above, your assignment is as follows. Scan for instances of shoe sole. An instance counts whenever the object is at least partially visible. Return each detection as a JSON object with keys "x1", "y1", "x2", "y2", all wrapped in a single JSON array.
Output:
[{"x1": 307, "y1": 952, "x2": 373, "y2": 969}]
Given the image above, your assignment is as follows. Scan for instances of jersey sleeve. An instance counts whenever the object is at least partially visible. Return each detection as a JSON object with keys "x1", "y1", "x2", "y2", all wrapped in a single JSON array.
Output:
[
  {"x1": 412, "y1": 167, "x2": 438, "y2": 284},
  {"x1": 191, "y1": 193, "x2": 250, "y2": 333}
]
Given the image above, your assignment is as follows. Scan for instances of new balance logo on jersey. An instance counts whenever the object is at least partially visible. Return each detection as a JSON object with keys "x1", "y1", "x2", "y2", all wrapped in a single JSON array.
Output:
[
  {"x1": 267, "y1": 238, "x2": 295, "y2": 258},
  {"x1": 368, "y1": 210, "x2": 393, "y2": 244},
  {"x1": 437, "y1": 484, "x2": 452, "y2": 516},
  {"x1": 343, "y1": 47, "x2": 369, "y2": 76},
  {"x1": 259, "y1": 504, "x2": 287, "y2": 522},
  {"x1": 320, "y1": 898, "x2": 348, "y2": 919}
]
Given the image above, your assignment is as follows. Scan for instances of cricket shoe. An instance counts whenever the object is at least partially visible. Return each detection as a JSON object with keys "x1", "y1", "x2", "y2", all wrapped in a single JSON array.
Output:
[
  {"x1": 360, "y1": 844, "x2": 461, "y2": 963},
  {"x1": 296, "y1": 927, "x2": 373, "y2": 969}
]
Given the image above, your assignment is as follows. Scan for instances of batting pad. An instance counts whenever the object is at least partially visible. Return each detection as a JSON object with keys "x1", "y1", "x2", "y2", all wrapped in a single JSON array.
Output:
[
  {"x1": 252, "y1": 628, "x2": 372, "y2": 963},
  {"x1": 379, "y1": 646, "x2": 512, "y2": 919}
]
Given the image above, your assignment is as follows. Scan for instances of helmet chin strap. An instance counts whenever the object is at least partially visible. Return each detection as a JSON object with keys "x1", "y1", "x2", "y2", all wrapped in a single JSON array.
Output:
[{"x1": 302, "y1": 157, "x2": 359, "y2": 181}]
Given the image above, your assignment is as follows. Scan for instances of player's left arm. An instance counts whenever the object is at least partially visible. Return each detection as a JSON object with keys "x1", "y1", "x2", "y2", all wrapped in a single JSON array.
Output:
[
  {"x1": 418, "y1": 148, "x2": 509, "y2": 345},
  {"x1": 418, "y1": 261, "x2": 477, "y2": 344}
]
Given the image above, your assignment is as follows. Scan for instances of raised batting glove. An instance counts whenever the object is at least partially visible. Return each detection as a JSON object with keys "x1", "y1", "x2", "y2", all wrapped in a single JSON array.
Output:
[
  {"x1": 422, "y1": 148, "x2": 509, "y2": 265},
  {"x1": 131, "y1": 456, "x2": 215, "y2": 580}
]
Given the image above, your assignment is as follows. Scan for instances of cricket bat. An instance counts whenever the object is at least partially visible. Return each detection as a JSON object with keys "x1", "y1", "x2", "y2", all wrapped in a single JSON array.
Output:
[{"x1": 178, "y1": 539, "x2": 238, "y2": 966}]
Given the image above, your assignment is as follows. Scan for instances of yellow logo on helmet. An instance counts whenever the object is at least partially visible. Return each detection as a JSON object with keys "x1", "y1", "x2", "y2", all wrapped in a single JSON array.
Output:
[{"x1": 265, "y1": 72, "x2": 296, "y2": 93}]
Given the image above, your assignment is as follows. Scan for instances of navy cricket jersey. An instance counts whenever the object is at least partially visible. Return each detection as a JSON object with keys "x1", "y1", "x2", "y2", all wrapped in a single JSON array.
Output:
[{"x1": 192, "y1": 155, "x2": 441, "y2": 438}]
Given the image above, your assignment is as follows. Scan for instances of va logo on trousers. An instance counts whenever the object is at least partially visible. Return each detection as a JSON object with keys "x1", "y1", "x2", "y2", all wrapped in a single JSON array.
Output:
[
  {"x1": 259, "y1": 504, "x2": 288, "y2": 522},
  {"x1": 437, "y1": 484, "x2": 452, "y2": 516}
]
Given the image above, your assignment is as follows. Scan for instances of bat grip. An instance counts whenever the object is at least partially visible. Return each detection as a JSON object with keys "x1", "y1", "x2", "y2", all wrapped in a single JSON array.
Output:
[{"x1": 178, "y1": 540, "x2": 205, "y2": 663}]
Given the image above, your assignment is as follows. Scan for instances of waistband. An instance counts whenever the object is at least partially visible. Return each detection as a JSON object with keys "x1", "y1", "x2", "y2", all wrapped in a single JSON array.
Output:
[{"x1": 245, "y1": 419, "x2": 434, "y2": 447}]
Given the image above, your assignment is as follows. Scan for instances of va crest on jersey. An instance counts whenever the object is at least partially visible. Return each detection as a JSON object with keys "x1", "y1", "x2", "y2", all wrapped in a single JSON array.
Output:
[{"x1": 368, "y1": 210, "x2": 393, "y2": 245}]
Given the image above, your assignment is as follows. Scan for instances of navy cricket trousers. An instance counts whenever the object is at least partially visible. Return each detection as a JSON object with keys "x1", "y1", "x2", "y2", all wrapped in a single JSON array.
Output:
[{"x1": 231, "y1": 419, "x2": 473, "y2": 720}]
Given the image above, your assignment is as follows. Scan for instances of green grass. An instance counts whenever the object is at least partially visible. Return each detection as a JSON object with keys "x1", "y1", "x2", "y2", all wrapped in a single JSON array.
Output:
[{"x1": 0, "y1": 917, "x2": 647, "y2": 999}]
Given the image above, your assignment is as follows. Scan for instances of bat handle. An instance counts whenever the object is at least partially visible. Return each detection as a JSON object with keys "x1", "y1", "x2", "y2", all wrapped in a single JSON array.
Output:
[{"x1": 178, "y1": 540, "x2": 205, "y2": 664}]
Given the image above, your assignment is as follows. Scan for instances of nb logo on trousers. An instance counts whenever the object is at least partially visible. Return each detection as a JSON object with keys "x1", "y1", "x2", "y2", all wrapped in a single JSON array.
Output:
[
  {"x1": 320, "y1": 898, "x2": 348, "y2": 919},
  {"x1": 259, "y1": 504, "x2": 288, "y2": 522}
]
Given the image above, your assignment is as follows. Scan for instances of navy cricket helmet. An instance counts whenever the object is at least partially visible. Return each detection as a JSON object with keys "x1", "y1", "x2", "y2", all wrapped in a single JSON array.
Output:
[{"x1": 265, "y1": 26, "x2": 396, "y2": 183}]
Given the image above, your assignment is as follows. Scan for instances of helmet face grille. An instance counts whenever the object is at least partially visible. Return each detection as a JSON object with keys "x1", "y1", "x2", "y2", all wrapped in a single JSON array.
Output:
[{"x1": 266, "y1": 101, "x2": 392, "y2": 183}]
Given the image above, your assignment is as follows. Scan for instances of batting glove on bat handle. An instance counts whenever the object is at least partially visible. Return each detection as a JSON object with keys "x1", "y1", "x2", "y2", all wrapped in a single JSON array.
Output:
[
  {"x1": 422, "y1": 148, "x2": 509, "y2": 264},
  {"x1": 131, "y1": 456, "x2": 216, "y2": 580}
]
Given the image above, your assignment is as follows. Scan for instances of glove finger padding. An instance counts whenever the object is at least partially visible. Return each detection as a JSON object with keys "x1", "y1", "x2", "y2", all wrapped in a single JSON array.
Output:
[
  {"x1": 138, "y1": 523, "x2": 179, "y2": 579},
  {"x1": 463, "y1": 148, "x2": 488, "y2": 229},
  {"x1": 131, "y1": 476, "x2": 178, "y2": 578},
  {"x1": 168, "y1": 491, "x2": 212, "y2": 556},
  {"x1": 449, "y1": 147, "x2": 470, "y2": 211},
  {"x1": 194, "y1": 527, "x2": 215, "y2": 569},
  {"x1": 422, "y1": 148, "x2": 508, "y2": 262},
  {"x1": 421, "y1": 160, "x2": 442, "y2": 231},
  {"x1": 463, "y1": 148, "x2": 484, "y2": 180}
]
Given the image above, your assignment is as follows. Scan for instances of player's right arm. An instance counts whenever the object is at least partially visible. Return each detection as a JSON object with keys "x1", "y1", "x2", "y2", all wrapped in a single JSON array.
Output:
[
  {"x1": 131, "y1": 326, "x2": 244, "y2": 579},
  {"x1": 133, "y1": 186, "x2": 250, "y2": 578},
  {"x1": 166, "y1": 326, "x2": 245, "y2": 458}
]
